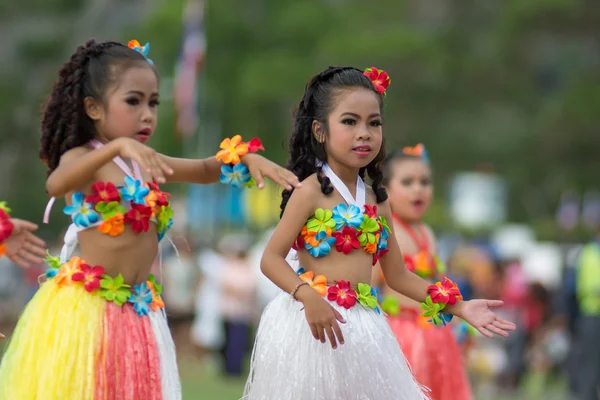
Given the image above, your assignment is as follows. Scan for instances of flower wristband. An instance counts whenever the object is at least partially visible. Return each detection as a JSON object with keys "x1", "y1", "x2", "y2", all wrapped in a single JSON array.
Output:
[
  {"x1": 420, "y1": 277, "x2": 463, "y2": 326},
  {"x1": 0, "y1": 202, "x2": 14, "y2": 258},
  {"x1": 215, "y1": 135, "x2": 265, "y2": 188}
]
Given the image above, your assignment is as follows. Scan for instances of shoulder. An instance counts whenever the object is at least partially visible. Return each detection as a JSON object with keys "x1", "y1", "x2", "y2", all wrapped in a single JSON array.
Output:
[
  {"x1": 283, "y1": 174, "x2": 321, "y2": 217},
  {"x1": 58, "y1": 145, "x2": 91, "y2": 164}
]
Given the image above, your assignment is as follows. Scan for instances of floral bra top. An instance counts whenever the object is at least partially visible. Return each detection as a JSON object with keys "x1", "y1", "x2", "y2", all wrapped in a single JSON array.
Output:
[
  {"x1": 293, "y1": 203, "x2": 390, "y2": 265},
  {"x1": 64, "y1": 177, "x2": 173, "y2": 242},
  {"x1": 393, "y1": 215, "x2": 445, "y2": 279}
]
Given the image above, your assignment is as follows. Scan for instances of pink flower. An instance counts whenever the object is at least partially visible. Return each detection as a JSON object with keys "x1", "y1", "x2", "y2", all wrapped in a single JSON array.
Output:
[
  {"x1": 427, "y1": 277, "x2": 463, "y2": 305},
  {"x1": 327, "y1": 281, "x2": 357, "y2": 309},
  {"x1": 71, "y1": 263, "x2": 105, "y2": 292}
]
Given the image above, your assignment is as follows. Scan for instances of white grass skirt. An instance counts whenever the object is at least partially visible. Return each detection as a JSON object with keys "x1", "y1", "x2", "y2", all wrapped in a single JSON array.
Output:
[{"x1": 242, "y1": 292, "x2": 431, "y2": 400}]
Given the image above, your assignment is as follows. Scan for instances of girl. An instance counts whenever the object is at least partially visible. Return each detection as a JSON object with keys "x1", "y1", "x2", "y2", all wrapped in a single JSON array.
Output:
[
  {"x1": 376, "y1": 147, "x2": 473, "y2": 399},
  {"x1": 242, "y1": 66, "x2": 516, "y2": 400},
  {"x1": 0, "y1": 39, "x2": 299, "y2": 400}
]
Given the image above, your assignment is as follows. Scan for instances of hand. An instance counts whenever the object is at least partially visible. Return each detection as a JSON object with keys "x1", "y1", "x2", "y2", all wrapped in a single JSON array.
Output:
[
  {"x1": 452, "y1": 299, "x2": 516, "y2": 338},
  {"x1": 298, "y1": 287, "x2": 346, "y2": 349},
  {"x1": 241, "y1": 153, "x2": 301, "y2": 190},
  {"x1": 114, "y1": 138, "x2": 173, "y2": 184},
  {"x1": 0, "y1": 332, "x2": 4, "y2": 339},
  {"x1": 4, "y1": 219, "x2": 47, "y2": 268}
]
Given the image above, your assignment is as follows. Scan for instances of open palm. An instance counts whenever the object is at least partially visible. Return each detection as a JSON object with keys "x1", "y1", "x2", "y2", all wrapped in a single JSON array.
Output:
[
  {"x1": 459, "y1": 299, "x2": 516, "y2": 338},
  {"x1": 4, "y1": 219, "x2": 46, "y2": 268}
]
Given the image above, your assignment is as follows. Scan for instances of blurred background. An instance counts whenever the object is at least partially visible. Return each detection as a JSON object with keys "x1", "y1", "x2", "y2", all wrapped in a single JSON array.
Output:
[{"x1": 1, "y1": 0, "x2": 599, "y2": 399}]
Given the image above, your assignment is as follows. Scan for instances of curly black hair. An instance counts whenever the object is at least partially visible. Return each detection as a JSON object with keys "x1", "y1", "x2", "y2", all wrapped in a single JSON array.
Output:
[
  {"x1": 40, "y1": 39, "x2": 154, "y2": 175},
  {"x1": 280, "y1": 66, "x2": 388, "y2": 218}
]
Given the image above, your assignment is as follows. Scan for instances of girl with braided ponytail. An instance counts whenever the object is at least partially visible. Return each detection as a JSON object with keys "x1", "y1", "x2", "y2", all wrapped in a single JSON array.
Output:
[
  {"x1": 0, "y1": 39, "x2": 299, "y2": 400},
  {"x1": 243, "y1": 66, "x2": 515, "y2": 400}
]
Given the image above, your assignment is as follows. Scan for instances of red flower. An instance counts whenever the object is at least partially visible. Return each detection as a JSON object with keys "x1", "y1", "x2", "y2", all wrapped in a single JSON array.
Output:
[
  {"x1": 403, "y1": 254, "x2": 416, "y2": 273},
  {"x1": 364, "y1": 204, "x2": 378, "y2": 218},
  {"x1": 372, "y1": 248, "x2": 389, "y2": 265},
  {"x1": 427, "y1": 277, "x2": 463, "y2": 305},
  {"x1": 71, "y1": 263, "x2": 105, "y2": 292},
  {"x1": 124, "y1": 204, "x2": 153, "y2": 233},
  {"x1": 333, "y1": 226, "x2": 361, "y2": 254},
  {"x1": 146, "y1": 182, "x2": 170, "y2": 207},
  {"x1": 327, "y1": 281, "x2": 357, "y2": 309},
  {"x1": 0, "y1": 209, "x2": 14, "y2": 243},
  {"x1": 85, "y1": 181, "x2": 121, "y2": 205},
  {"x1": 245, "y1": 138, "x2": 265, "y2": 153},
  {"x1": 292, "y1": 234, "x2": 305, "y2": 251},
  {"x1": 363, "y1": 67, "x2": 391, "y2": 96}
]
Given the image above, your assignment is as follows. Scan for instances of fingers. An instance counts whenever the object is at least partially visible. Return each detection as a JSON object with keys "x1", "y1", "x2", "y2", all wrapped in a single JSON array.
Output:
[
  {"x1": 156, "y1": 156, "x2": 174, "y2": 176},
  {"x1": 8, "y1": 254, "x2": 31, "y2": 269},
  {"x1": 25, "y1": 235, "x2": 47, "y2": 257},
  {"x1": 10, "y1": 219, "x2": 39, "y2": 233},
  {"x1": 332, "y1": 308, "x2": 346, "y2": 324},
  {"x1": 477, "y1": 326, "x2": 493, "y2": 338},
  {"x1": 324, "y1": 325, "x2": 338, "y2": 349},
  {"x1": 309, "y1": 324, "x2": 319, "y2": 341},
  {"x1": 485, "y1": 323, "x2": 509, "y2": 338},
  {"x1": 316, "y1": 325, "x2": 326, "y2": 344},
  {"x1": 493, "y1": 319, "x2": 517, "y2": 331},
  {"x1": 486, "y1": 300, "x2": 504, "y2": 308},
  {"x1": 17, "y1": 247, "x2": 44, "y2": 265},
  {"x1": 281, "y1": 170, "x2": 301, "y2": 189},
  {"x1": 143, "y1": 154, "x2": 167, "y2": 184},
  {"x1": 0, "y1": 332, "x2": 5, "y2": 339},
  {"x1": 249, "y1": 166, "x2": 265, "y2": 190},
  {"x1": 331, "y1": 321, "x2": 345, "y2": 346}
]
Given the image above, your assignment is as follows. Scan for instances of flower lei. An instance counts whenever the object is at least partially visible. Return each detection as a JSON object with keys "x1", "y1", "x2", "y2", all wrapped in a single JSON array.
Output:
[
  {"x1": 44, "y1": 252, "x2": 164, "y2": 316},
  {"x1": 0, "y1": 202, "x2": 14, "y2": 258},
  {"x1": 420, "y1": 277, "x2": 463, "y2": 326},
  {"x1": 216, "y1": 135, "x2": 264, "y2": 188},
  {"x1": 297, "y1": 270, "x2": 381, "y2": 314}
]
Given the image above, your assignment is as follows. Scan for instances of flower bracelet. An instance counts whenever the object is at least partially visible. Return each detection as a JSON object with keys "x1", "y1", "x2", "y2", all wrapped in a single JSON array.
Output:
[
  {"x1": 420, "y1": 277, "x2": 463, "y2": 326},
  {"x1": 215, "y1": 135, "x2": 265, "y2": 188},
  {"x1": 0, "y1": 202, "x2": 15, "y2": 257}
]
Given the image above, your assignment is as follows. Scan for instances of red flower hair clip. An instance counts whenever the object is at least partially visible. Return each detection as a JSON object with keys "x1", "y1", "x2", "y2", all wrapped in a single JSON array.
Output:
[{"x1": 363, "y1": 67, "x2": 391, "y2": 97}]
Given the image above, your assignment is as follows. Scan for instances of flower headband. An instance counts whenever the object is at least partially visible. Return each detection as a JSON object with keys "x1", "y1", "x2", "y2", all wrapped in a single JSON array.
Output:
[
  {"x1": 402, "y1": 144, "x2": 429, "y2": 163},
  {"x1": 128, "y1": 40, "x2": 153, "y2": 65},
  {"x1": 364, "y1": 67, "x2": 391, "y2": 97}
]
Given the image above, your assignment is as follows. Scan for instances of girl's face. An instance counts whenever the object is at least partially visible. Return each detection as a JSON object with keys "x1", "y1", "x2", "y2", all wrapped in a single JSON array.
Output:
[
  {"x1": 386, "y1": 158, "x2": 433, "y2": 222},
  {"x1": 91, "y1": 65, "x2": 159, "y2": 144},
  {"x1": 319, "y1": 87, "x2": 383, "y2": 171}
]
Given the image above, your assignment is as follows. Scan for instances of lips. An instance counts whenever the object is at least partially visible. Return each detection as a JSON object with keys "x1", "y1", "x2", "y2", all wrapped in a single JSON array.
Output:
[
  {"x1": 353, "y1": 145, "x2": 371, "y2": 152},
  {"x1": 136, "y1": 128, "x2": 152, "y2": 143}
]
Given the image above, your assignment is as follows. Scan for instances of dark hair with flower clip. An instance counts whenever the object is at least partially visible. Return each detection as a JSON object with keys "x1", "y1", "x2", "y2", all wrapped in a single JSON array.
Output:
[
  {"x1": 382, "y1": 144, "x2": 430, "y2": 186},
  {"x1": 40, "y1": 39, "x2": 157, "y2": 175},
  {"x1": 280, "y1": 66, "x2": 389, "y2": 218}
]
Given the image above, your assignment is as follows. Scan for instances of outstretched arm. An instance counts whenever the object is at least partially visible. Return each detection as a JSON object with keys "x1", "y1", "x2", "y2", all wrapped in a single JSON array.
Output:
[{"x1": 377, "y1": 200, "x2": 516, "y2": 338}]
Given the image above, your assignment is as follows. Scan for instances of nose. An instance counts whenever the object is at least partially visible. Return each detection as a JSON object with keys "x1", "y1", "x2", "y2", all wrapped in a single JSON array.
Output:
[
  {"x1": 141, "y1": 105, "x2": 154, "y2": 122},
  {"x1": 356, "y1": 123, "x2": 372, "y2": 141}
]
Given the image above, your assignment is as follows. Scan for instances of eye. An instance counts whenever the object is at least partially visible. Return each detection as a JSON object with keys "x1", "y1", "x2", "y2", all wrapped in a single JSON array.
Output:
[
  {"x1": 342, "y1": 118, "x2": 356, "y2": 125},
  {"x1": 150, "y1": 99, "x2": 160, "y2": 107},
  {"x1": 370, "y1": 120, "x2": 382, "y2": 127},
  {"x1": 421, "y1": 178, "x2": 431, "y2": 186},
  {"x1": 401, "y1": 178, "x2": 413, "y2": 186},
  {"x1": 126, "y1": 98, "x2": 139, "y2": 105}
]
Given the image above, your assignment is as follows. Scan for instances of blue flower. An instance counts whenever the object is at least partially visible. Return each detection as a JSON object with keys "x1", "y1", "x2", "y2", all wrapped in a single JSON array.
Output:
[
  {"x1": 370, "y1": 287, "x2": 382, "y2": 314},
  {"x1": 128, "y1": 282, "x2": 153, "y2": 316},
  {"x1": 119, "y1": 176, "x2": 150, "y2": 205},
  {"x1": 377, "y1": 235, "x2": 388, "y2": 251},
  {"x1": 296, "y1": 267, "x2": 306, "y2": 275},
  {"x1": 219, "y1": 163, "x2": 252, "y2": 188},
  {"x1": 45, "y1": 268, "x2": 59, "y2": 279},
  {"x1": 332, "y1": 204, "x2": 364, "y2": 229},
  {"x1": 430, "y1": 312, "x2": 454, "y2": 327},
  {"x1": 304, "y1": 231, "x2": 335, "y2": 258},
  {"x1": 63, "y1": 192, "x2": 99, "y2": 227}
]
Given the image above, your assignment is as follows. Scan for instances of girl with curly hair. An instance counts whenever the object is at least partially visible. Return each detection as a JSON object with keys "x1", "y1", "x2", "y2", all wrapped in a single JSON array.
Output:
[{"x1": 0, "y1": 38, "x2": 299, "y2": 400}]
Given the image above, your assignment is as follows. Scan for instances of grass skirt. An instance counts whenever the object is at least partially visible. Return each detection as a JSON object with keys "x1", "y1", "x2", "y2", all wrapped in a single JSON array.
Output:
[{"x1": 243, "y1": 292, "x2": 431, "y2": 400}]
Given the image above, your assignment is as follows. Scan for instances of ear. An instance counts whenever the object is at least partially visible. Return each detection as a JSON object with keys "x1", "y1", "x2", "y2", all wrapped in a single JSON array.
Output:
[
  {"x1": 312, "y1": 120, "x2": 325, "y2": 143},
  {"x1": 84, "y1": 97, "x2": 103, "y2": 121}
]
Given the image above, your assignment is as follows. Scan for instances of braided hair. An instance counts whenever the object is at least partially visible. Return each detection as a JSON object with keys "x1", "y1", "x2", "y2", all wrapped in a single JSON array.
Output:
[
  {"x1": 280, "y1": 66, "x2": 388, "y2": 218},
  {"x1": 40, "y1": 39, "x2": 154, "y2": 175}
]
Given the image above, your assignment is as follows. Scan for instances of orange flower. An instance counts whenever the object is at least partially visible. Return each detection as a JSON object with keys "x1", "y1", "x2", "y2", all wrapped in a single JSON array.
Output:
[
  {"x1": 364, "y1": 233, "x2": 379, "y2": 254},
  {"x1": 301, "y1": 226, "x2": 319, "y2": 247},
  {"x1": 128, "y1": 40, "x2": 141, "y2": 49},
  {"x1": 55, "y1": 257, "x2": 84, "y2": 286},
  {"x1": 147, "y1": 280, "x2": 165, "y2": 311},
  {"x1": 215, "y1": 135, "x2": 249, "y2": 164},
  {"x1": 98, "y1": 213, "x2": 125, "y2": 237},
  {"x1": 0, "y1": 243, "x2": 6, "y2": 258},
  {"x1": 299, "y1": 271, "x2": 328, "y2": 296}
]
